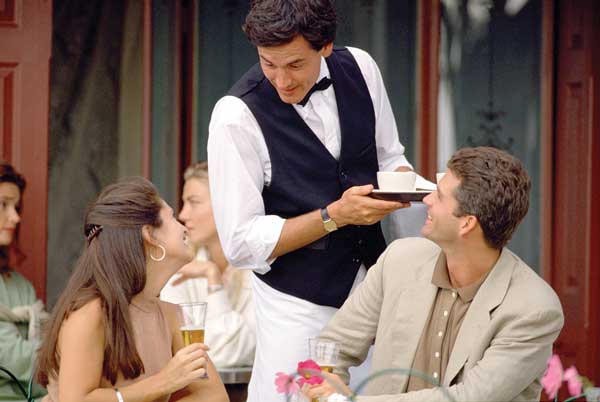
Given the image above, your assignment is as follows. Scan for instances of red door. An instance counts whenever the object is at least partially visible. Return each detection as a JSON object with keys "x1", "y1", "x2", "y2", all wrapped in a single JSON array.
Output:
[
  {"x1": 0, "y1": 0, "x2": 52, "y2": 301},
  {"x1": 552, "y1": 0, "x2": 600, "y2": 385}
]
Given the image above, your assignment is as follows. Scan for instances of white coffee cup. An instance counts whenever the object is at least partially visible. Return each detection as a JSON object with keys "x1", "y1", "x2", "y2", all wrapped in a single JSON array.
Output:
[
  {"x1": 377, "y1": 171, "x2": 417, "y2": 192},
  {"x1": 436, "y1": 172, "x2": 446, "y2": 184}
]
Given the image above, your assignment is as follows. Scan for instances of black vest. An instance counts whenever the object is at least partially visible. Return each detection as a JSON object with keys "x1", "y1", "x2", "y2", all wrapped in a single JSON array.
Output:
[{"x1": 228, "y1": 47, "x2": 386, "y2": 308}]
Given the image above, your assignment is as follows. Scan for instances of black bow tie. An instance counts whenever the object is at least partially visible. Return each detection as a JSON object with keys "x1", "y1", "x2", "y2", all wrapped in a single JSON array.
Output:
[{"x1": 297, "y1": 77, "x2": 332, "y2": 107}]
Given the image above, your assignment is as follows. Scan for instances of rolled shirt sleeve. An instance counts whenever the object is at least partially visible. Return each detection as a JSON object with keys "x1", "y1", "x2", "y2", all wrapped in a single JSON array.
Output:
[{"x1": 208, "y1": 96, "x2": 285, "y2": 274}]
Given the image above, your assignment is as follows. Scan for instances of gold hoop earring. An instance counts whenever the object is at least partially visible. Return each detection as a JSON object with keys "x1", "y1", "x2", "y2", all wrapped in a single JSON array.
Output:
[{"x1": 150, "y1": 245, "x2": 166, "y2": 262}]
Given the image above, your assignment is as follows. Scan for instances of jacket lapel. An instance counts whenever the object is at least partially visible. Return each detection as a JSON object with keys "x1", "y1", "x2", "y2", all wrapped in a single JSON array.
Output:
[
  {"x1": 394, "y1": 262, "x2": 439, "y2": 393},
  {"x1": 443, "y1": 248, "x2": 516, "y2": 386}
]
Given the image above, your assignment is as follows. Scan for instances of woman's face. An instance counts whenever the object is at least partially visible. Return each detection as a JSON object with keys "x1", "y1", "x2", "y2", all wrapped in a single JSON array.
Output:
[
  {"x1": 178, "y1": 178, "x2": 217, "y2": 249},
  {"x1": 152, "y1": 201, "x2": 195, "y2": 264},
  {"x1": 0, "y1": 182, "x2": 21, "y2": 246}
]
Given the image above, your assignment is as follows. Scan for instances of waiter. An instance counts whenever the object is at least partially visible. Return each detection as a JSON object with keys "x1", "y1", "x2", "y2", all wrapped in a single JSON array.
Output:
[{"x1": 207, "y1": 1, "x2": 413, "y2": 400}]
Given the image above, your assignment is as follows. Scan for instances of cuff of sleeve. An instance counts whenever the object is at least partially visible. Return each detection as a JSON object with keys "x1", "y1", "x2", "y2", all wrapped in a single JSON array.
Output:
[
  {"x1": 244, "y1": 214, "x2": 286, "y2": 273},
  {"x1": 393, "y1": 155, "x2": 413, "y2": 171},
  {"x1": 206, "y1": 290, "x2": 231, "y2": 320},
  {"x1": 381, "y1": 155, "x2": 413, "y2": 172}
]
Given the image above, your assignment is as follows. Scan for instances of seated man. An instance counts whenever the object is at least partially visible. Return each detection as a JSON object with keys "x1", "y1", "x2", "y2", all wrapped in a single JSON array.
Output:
[{"x1": 306, "y1": 146, "x2": 564, "y2": 402}]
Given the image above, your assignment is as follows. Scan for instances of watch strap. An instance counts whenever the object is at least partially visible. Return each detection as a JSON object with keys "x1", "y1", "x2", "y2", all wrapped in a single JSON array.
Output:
[{"x1": 320, "y1": 207, "x2": 338, "y2": 232}]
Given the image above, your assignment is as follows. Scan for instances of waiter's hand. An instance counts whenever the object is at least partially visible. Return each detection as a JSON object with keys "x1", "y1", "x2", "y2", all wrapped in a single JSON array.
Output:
[{"x1": 328, "y1": 184, "x2": 409, "y2": 227}]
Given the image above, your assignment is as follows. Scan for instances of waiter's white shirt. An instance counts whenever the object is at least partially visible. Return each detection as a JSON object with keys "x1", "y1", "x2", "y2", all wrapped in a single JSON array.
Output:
[{"x1": 208, "y1": 46, "x2": 411, "y2": 402}]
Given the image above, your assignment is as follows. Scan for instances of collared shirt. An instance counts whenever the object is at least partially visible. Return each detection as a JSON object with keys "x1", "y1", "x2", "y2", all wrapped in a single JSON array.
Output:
[
  {"x1": 406, "y1": 253, "x2": 488, "y2": 391},
  {"x1": 207, "y1": 46, "x2": 412, "y2": 275}
]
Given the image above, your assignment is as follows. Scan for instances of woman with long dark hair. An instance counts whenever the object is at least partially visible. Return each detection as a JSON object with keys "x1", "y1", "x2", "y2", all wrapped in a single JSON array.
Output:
[
  {"x1": 37, "y1": 177, "x2": 228, "y2": 402},
  {"x1": 0, "y1": 162, "x2": 48, "y2": 400}
]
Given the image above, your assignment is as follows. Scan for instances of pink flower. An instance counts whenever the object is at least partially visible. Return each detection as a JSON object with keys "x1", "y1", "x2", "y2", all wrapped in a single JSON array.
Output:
[
  {"x1": 564, "y1": 366, "x2": 583, "y2": 396},
  {"x1": 542, "y1": 355, "x2": 564, "y2": 399},
  {"x1": 297, "y1": 359, "x2": 324, "y2": 386},
  {"x1": 274, "y1": 372, "x2": 299, "y2": 395}
]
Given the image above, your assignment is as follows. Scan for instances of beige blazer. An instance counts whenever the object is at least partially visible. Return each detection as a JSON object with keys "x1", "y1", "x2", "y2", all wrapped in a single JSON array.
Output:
[{"x1": 321, "y1": 237, "x2": 564, "y2": 402}]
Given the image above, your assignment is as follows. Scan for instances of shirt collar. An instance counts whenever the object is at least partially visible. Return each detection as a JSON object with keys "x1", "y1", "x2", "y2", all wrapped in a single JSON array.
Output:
[
  {"x1": 294, "y1": 56, "x2": 331, "y2": 114},
  {"x1": 431, "y1": 252, "x2": 489, "y2": 302},
  {"x1": 318, "y1": 56, "x2": 330, "y2": 81}
]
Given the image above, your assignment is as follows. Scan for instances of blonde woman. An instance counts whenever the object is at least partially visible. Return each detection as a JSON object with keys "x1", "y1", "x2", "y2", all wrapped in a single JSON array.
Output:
[{"x1": 161, "y1": 162, "x2": 255, "y2": 369}]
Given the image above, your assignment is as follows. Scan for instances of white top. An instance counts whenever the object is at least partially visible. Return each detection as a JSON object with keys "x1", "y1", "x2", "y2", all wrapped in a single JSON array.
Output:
[
  {"x1": 160, "y1": 249, "x2": 256, "y2": 368},
  {"x1": 207, "y1": 46, "x2": 412, "y2": 275}
]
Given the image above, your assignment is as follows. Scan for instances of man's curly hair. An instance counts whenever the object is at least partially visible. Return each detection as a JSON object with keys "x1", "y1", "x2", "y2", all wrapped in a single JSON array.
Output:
[{"x1": 243, "y1": 0, "x2": 336, "y2": 50}]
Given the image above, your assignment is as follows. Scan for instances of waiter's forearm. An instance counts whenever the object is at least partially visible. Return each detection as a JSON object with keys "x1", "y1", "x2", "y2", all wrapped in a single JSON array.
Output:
[
  {"x1": 268, "y1": 209, "x2": 328, "y2": 259},
  {"x1": 268, "y1": 183, "x2": 405, "y2": 259}
]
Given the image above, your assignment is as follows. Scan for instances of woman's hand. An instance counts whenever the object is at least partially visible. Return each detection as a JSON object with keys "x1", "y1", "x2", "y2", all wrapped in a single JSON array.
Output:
[
  {"x1": 171, "y1": 260, "x2": 222, "y2": 286},
  {"x1": 157, "y1": 343, "x2": 209, "y2": 393}
]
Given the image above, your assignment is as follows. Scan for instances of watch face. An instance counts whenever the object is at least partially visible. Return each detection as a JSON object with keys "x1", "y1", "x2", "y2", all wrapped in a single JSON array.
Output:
[{"x1": 324, "y1": 219, "x2": 337, "y2": 232}]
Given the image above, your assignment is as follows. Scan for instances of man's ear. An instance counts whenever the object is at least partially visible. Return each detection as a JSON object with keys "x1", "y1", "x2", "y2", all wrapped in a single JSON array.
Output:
[
  {"x1": 321, "y1": 42, "x2": 334, "y2": 58},
  {"x1": 459, "y1": 215, "x2": 478, "y2": 237}
]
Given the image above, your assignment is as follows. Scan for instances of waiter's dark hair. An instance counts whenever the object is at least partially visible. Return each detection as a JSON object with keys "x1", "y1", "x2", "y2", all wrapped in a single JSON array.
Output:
[{"x1": 243, "y1": 0, "x2": 336, "y2": 50}]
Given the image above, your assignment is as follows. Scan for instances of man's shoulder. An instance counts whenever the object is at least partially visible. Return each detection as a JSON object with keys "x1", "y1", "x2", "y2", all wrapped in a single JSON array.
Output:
[
  {"x1": 332, "y1": 46, "x2": 375, "y2": 66},
  {"x1": 210, "y1": 95, "x2": 254, "y2": 128},
  {"x1": 380, "y1": 237, "x2": 439, "y2": 276},
  {"x1": 342, "y1": 46, "x2": 372, "y2": 59},
  {"x1": 503, "y1": 250, "x2": 563, "y2": 313},
  {"x1": 387, "y1": 237, "x2": 439, "y2": 255},
  {"x1": 228, "y1": 63, "x2": 265, "y2": 98}
]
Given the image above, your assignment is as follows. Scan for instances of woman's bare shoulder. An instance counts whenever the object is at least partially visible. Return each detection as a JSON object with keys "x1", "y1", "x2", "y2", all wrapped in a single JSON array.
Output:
[
  {"x1": 55, "y1": 298, "x2": 105, "y2": 365},
  {"x1": 60, "y1": 298, "x2": 104, "y2": 337}
]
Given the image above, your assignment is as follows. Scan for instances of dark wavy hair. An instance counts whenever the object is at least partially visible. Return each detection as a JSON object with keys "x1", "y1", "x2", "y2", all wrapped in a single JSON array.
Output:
[
  {"x1": 37, "y1": 177, "x2": 163, "y2": 386},
  {"x1": 243, "y1": 0, "x2": 336, "y2": 50},
  {"x1": 0, "y1": 162, "x2": 26, "y2": 276},
  {"x1": 448, "y1": 147, "x2": 531, "y2": 249}
]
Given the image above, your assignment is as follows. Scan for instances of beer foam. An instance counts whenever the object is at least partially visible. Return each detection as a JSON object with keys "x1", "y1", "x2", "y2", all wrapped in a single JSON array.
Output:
[{"x1": 180, "y1": 325, "x2": 205, "y2": 331}]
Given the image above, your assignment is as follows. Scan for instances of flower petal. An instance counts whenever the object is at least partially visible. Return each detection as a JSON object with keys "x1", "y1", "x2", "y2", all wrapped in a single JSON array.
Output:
[
  {"x1": 564, "y1": 367, "x2": 583, "y2": 396},
  {"x1": 541, "y1": 355, "x2": 564, "y2": 399},
  {"x1": 274, "y1": 372, "x2": 299, "y2": 395},
  {"x1": 297, "y1": 359, "x2": 324, "y2": 386}
]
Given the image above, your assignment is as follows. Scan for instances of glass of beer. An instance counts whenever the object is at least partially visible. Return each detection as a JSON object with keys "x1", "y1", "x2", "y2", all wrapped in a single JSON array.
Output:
[
  {"x1": 179, "y1": 302, "x2": 208, "y2": 378},
  {"x1": 308, "y1": 338, "x2": 340, "y2": 402},
  {"x1": 309, "y1": 338, "x2": 339, "y2": 373}
]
